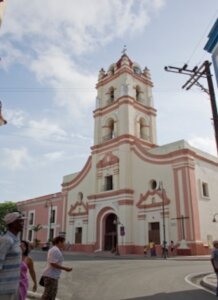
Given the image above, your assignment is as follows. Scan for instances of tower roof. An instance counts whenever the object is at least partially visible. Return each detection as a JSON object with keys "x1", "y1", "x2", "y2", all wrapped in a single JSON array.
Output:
[{"x1": 97, "y1": 53, "x2": 152, "y2": 86}]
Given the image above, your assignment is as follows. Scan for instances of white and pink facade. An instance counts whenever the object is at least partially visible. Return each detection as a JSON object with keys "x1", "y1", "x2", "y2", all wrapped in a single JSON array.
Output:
[
  {"x1": 17, "y1": 193, "x2": 64, "y2": 246},
  {"x1": 18, "y1": 54, "x2": 218, "y2": 255}
]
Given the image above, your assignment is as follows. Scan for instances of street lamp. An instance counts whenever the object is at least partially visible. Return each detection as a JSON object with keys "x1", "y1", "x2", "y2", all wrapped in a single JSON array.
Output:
[
  {"x1": 212, "y1": 213, "x2": 218, "y2": 222},
  {"x1": 113, "y1": 216, "x2": 121, "y2": 256},
  {"x1": 45, "y1": 198, "x2": 53, "y2": 244},
  {"x1": 158, "y1": 181, "x2": 167, "y2": 259}
]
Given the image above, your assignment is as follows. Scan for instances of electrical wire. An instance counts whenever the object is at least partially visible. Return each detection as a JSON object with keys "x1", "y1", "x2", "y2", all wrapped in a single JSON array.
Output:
[{"x1": 186, "y1": 9, "x2": 218, "y2": 65}]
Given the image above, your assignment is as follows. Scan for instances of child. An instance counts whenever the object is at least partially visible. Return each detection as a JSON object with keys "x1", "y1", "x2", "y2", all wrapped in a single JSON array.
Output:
[{"x1": 143, "y1": 245, "x2": 147, "y2": 256}]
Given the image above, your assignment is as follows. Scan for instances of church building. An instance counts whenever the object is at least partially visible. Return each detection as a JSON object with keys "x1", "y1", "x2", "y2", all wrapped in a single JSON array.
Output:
[
  {"x1": 18, "y1": 53, "x2": 218, "y2": 255},
  {"x1": 61, "y1": 53, "x2": 218, "y2": 255}
]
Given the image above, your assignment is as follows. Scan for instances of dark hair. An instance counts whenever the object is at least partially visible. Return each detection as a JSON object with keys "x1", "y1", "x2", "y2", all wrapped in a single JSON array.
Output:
[
  {"x1": 21, "y1": 240, "x2": 30, "y2": 256},
  {"x1": 52, "y1": 236, "x2": 65, "y2": 245}
]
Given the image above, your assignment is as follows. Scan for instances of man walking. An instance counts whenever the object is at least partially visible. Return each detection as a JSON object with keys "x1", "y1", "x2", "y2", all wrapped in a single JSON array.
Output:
[{"x1": 0, "y1": 212, "x2": 26, "y2": 300}]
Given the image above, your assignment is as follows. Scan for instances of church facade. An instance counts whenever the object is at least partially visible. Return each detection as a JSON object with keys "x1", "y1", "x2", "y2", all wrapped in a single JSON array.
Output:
[
  {"x1": 18, "y1": 53, "x2": 218, "y2": 255},
  {"x1": 61, "y1": 53, "x2": 218, "y2": 255}
]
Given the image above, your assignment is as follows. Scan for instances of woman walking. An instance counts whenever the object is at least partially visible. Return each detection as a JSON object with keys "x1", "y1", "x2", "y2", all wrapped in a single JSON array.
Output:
[
  {"x1": 40, "y1": 236, "x2": 72, "y2": 300},
  {"x1": 19, "y1": 240, "x2": 37, "y2": 300}
]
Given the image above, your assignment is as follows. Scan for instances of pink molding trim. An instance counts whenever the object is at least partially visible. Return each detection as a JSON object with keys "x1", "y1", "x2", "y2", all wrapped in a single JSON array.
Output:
[
  {"x1": 186, "y1": 166, "x2": 201, "y2": 240},
  {"x1": 88, "y1": 204, "x2": 96, "y2": 209},
  {"x1": 136, "y1": 189, "x2": 170, "y2": 209},
  {"x1": 96, "y1": 68, "x2": 153, "y2": 88},
  {"x1": 93, "y1": 96, "x2": 156, "y2": 118},
  {"x1": 96, "y1": 206, "x2": 115, "y2": 250},
  {"x1": 68, "y1": 201, "x2": 88, "y2": 216},
  {"x1": 63, "y1": 192, "x2": 68, "y2": 234},
  {"x1": 173, "y1": 168, "x2": 182, "y2": 239},
  {"x1": 87, "y1": 189, "x2": 134, "y2": 200},
  {"x1": 91, "y1": 135, "x2": 157, "y2": 154},
  {"x1": 17, "y1": 192, "x2": 62, "y2": 206},
  {"x1": 62, "y1": 156, "x2": 92, "y2": 190},
  {"x1": 96, "y1": 151, "x2": 119, "y2": 168},
  {"x1": 181, "y1": 168, "x2": 192, "y2": 240},
  {"x1": 118, "y1": 200, "x2": 134, "y2": 205}
]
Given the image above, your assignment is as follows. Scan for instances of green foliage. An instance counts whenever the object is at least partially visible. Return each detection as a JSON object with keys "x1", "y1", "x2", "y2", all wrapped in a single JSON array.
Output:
[
  {"x1": 32, "y1": 224, "x2": 43, "y2": 233},
  {"x1": 32, "y1": 224, "x2": 43, "y2": 248},
  {"x1": 0, "y1": 202, "x2": 17, "y2": 234},
  {"x1": 33, "y1": 238, "x2": 41, "y2": 248}
]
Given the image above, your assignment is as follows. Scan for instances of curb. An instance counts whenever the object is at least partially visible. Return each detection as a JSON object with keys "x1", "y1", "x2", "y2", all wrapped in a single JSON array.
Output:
[
  {"x1": 201, "y1": 273, "x2": 216, "y2": 293},
  {"x1": 27, "y1": 291, "x2": 61, "y2": 300}
]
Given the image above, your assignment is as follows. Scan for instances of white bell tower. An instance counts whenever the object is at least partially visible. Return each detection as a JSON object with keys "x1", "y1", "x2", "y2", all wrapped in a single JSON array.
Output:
[
  {"x1": 91, "y1": 53, "x2": 157, "y2": 195},
  {"x1": 93, "y1": 53, "x2": 157, "y2": 147}
]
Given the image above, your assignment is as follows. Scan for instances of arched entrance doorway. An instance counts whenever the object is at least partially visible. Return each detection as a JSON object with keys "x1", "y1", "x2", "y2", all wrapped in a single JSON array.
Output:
[{"x1": 104, "y1": 213, "x2": 117, "y2": 251}]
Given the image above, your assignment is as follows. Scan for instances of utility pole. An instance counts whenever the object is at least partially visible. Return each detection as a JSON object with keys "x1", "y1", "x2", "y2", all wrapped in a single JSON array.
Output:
[
  {"x1": 0, "y1": 100, "x2": 7, "y2": 126},
  {"x1": 164, "y1": 61, "x2": 218, "y2": 154}
]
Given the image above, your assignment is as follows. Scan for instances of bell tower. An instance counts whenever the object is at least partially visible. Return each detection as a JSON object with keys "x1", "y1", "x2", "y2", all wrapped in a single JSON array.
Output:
[
  {"x1": 91, "y1": 53, "x2": 157, "y2": 194},
  {"x1": 93, "y1": 53, "x2": 157, "y2": 147}
]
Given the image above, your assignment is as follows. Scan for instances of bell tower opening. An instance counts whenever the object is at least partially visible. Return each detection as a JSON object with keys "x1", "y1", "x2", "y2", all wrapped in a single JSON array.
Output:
[{"x1": 104, "y1": 213, "x2": 117, "y2": 251}]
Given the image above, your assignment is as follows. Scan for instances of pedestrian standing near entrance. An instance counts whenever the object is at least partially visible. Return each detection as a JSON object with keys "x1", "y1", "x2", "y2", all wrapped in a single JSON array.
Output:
[
  {"x1": 170, "y1": 240, "x2": 175, "y2": 256},
  {"x1": 40, "y1": 236, "x2": 73, "y2": 300},
  {"x1": 210, "y1": 240, "x2": 218, "y2": 296},
  {"x1": 161, "y1": 241, "x2": 168, "y2": 258},
  {"x1": 149, "y1": 240, "x2": 156, "y2": 257},
  {"x1": 0, "y1": 212, "x2": 25, "y2": 300}
]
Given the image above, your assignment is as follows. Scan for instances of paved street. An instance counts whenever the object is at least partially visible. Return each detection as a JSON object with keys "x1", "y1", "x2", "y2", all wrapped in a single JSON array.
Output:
[{"x1": 29, "y1": 251, "x2": 215, "y2": 300}]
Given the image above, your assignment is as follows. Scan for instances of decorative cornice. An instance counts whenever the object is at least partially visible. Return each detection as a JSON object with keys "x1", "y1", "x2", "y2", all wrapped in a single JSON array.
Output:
[
  {"x1": 87, "y1": 189, "x2": 134, "y2": 200},
  {"x1": 68, "y1": 201, "x2": 88, "y2": 216},
  {"x1": 136, "y1": 189, "x2": 170, "y2": 209},
  {"x1": 93, "y1": 95, "x2": 156, "y2": 118},
  {"x1": 96, "y1": 67, "x2": 153, "y2": 88},
  {"x1": 62, "y1": 156, "x2": 92, "y2": 190},
  {"x1": 96, "y1": 151, "x2": 119, "y2": 168},
  {"x1": 91, "y1": 134, "x2": 156, "y2": 154}
]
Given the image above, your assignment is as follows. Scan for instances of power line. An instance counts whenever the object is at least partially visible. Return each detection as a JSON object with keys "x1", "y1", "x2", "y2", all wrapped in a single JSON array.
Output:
[
  {"x1": 186, "y1": 9, "x2": 218, "y2": 65},
  {"x1": 164, "y1": 61, "x2": 218, "y2": 155}
]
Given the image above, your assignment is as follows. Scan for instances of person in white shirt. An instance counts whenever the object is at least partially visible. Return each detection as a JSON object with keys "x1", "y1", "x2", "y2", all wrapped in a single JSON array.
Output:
[{"x1": 40, "y1": 236, "x2": 72, "y2": 300}]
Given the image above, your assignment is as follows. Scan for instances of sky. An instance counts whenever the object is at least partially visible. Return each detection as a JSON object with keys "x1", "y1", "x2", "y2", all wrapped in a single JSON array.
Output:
[{"x1": 0, "y1": 0, "x2": 218, "y2": 203}]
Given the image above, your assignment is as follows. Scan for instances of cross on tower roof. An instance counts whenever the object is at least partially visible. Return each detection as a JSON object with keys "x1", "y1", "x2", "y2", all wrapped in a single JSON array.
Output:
[{"x1": 121, "y1": 45, "x2": 127, "y2": 55}]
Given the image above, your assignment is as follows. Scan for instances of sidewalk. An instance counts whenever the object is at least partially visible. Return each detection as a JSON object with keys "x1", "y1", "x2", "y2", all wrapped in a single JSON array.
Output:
[{"x1": 26, "y1": 252, "x2": 214, "y2": 299}]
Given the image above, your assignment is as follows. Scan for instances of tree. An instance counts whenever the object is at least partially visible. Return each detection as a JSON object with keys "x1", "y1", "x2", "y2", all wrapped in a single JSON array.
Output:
[
  {"x1": 0, "y1": 202, "x2": 17, "y2": 234},
  {"x1": 32, "y1": 224, "x2": 43, "y2": 248}
]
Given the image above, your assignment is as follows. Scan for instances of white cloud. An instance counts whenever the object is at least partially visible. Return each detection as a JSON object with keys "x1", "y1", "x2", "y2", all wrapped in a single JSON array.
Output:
[
  {"x1": 188, "y1": 136, "x2": 216, "y2": 156},
  {"x1": 3, "y1": 0, "x2": 166, "y2": 54},
  {"x1": 5, "y1": 109, "x2": 27, "y2": 128},
  {"x1": 44, "y1": 151, "x2": 65, "y2": 162},
  {"x1": 30, "y1": 48, "x2": 96, "y2": 117},
  {"x1": 3, "y1": 147, "x2": 31, "y2": 170},
  {"x1": 0, "y1": 0, "x2": 166, "y2": 122},
  {"x1": 26, "y1": 119, "x2": 68, "y2": 142}
]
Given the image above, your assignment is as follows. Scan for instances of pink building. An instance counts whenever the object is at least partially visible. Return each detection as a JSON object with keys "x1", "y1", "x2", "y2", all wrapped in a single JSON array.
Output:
[{"x1": 17, "y1": 192, "x2": 64, "y2": 247}]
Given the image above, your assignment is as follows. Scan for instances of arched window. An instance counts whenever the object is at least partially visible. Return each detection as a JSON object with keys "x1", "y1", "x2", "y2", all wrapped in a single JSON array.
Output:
[
  {"x1": 110, "y1": 88, "x2": 114, "y2": 102},
  {"x1": 108, "y1": 64, "x2": 115, "y2": 75},
  {"x1": 139, "y1": 117, "x2": 149, "y2": 140},
  {"x1": 136, "y1": 86, "x2": 141, "y2": 101},
  {"x1": 133, "y1": 65, "x2": 141, "y2": 75},
  {"x1": 107, "y1": 87, "x2": 115, "y2": 105},
  {"x1": 103, "y1": 118, "x2": 116, "y2": 142},
  {"x1": 108, "y1": 119, "x2": 115, "y2": 139}
]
